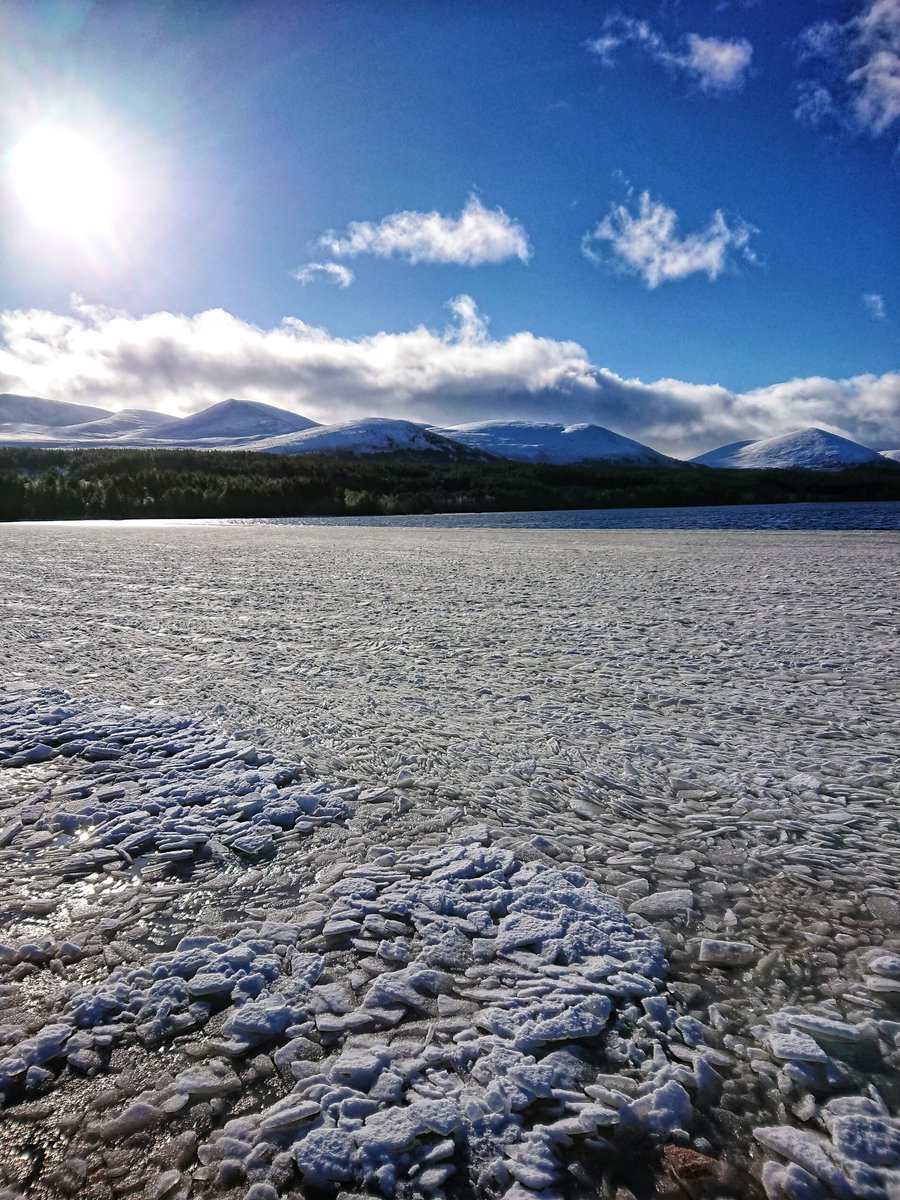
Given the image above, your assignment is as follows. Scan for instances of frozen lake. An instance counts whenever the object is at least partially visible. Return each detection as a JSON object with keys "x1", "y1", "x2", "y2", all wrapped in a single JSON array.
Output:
[{"x1": 1, "y1": 523, "x2": 898, "y2": 1199}]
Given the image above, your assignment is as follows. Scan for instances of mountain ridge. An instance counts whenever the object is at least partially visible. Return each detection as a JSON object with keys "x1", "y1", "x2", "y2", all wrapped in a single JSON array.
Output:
[{"x1": 0, "y1": 394, "x2": 894, "y2": 469}]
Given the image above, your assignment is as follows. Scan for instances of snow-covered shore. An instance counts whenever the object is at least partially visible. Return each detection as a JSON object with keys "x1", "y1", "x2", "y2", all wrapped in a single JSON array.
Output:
[{"x1": 0, "y1": 524, "x2": 898, "y2": 1199}]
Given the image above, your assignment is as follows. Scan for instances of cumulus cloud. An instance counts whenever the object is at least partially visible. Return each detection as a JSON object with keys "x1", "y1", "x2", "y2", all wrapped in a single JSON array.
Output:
[
  {"x1": 863, "y1": 292, "x2": 887, "y2": 318},
  {"x1": 588, "y1": 17, "x2": 753, "y2": 93},
  {"x1": 582, "y1": 191, "x2": 757, "y2": 288},
  {"x1": 796, "y1": 0, "x2": 900, "y2": 137},
  {"x1": 292, "y1": 262, "x2": 354, "y2": 288},
  {"x1": 319, "y1": 196, "x2": 531, "y2": 266},
  {"x1": 0, "y1": 297, "x2": 896, "y2": 457}
]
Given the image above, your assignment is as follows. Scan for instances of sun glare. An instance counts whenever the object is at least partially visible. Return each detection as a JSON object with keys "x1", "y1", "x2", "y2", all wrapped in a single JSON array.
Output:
[{"x1": 9, "y1": 125, "x2": 120, "y2": 236}]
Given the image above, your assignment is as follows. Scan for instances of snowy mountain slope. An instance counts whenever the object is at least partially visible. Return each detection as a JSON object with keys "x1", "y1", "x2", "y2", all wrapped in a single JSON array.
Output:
[
  {"x1": 0, "y1": 392, "x2": 111, "y2": 428},
  {"x1": 436, "y1": 420, "x2": 675, "y2": 465},
  {"x1": 151, "y1": 399, "x2": 318, "y2": 441},
  {"x1": 880, "y1": 449, "x2": 900, "y2": 463},
  {"x1": 692, "y1": 427, "x2": 886, "y2": 470},
  {"x1": 64, "y1": 408, "x2": 176, "y2": 437},
  {"x1": 253, "y1": 417, "x2": 472, "y2": 456},
  {"x1": 691, "y1": 438, "x2": 754, "y2": 465}
]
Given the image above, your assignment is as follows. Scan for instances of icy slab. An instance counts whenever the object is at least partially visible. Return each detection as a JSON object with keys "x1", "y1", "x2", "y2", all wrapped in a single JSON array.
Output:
[
  {"x1": 188, "y1": 841, "x2": 717, "y2": 1197},
  {"x1": 0, "y1": 689, "x2": 723, "y2": 1198},
  {"x1": 698, "y1": 939, "x2": 756, "y2": 967},
  {"x1": 757, "y1": 1099, "x2": 900, "y2": 1200},
  {"x1": 0, "y1": 688, "x2": 348, "y2": 893}
]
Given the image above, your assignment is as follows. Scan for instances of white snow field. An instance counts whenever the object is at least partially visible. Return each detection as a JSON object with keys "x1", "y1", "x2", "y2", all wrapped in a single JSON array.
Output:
[{"x1": 0, "y1": 523, "x2": 898, "y2": 1200}]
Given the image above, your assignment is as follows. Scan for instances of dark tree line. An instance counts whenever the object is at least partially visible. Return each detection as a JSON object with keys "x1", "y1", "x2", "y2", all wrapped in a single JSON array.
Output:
[{"x1": 0, "y1": 446, "x2": 898, "y2": 521}]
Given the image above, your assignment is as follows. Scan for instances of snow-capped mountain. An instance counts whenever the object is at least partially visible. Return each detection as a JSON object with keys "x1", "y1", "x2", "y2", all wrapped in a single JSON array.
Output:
[
  {"x1": 150, "y1": 399, "x2": 318, "y2": 442},
  {"x1": 692, "y1": 428, "x2": 887, "y2": 470},
  {"x1": 0, "y1": 393, "x2": 111, "y2": 428},
  {"x1": 437, "y1": 420, "x2": 675, "y2": 465},
  {"x1": 0, "y1": 396, "x2": 893, "y2": 470},
  {"x1": 64, "y1": 409, "x2": 175, "y2": 437},
  {"x1": 255, "y1": 418, "x2": 470, "y2": 457}
]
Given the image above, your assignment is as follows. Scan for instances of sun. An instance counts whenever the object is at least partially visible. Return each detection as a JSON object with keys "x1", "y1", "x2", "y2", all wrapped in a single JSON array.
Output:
[{"x1": 8, "y1": 125, "x2": 120, "y2": 236}]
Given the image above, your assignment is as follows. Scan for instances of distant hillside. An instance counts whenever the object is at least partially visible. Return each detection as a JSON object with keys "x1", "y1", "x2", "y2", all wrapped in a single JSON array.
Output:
[
  {"x1": 439, "y1": 420, "x2": 675, "y2": 465},
  {"x1": 64, "y1": 409, "x2": 175, "y2": 437},
  {"x1": 693, "y1": 427, "x2": 886, "y2": 470},
  {"x1": 0, "y1": 393, "x2": 111, "y2": 428},
  {"x1": 152, "y1": 399, "x2": 318, "y2": 441},
  {"x1": 1, "y1": 446, "x2": 898, "y2": 521},
  {"x1": 255, "y1": 418, "x2": 478, "y2": 457}
]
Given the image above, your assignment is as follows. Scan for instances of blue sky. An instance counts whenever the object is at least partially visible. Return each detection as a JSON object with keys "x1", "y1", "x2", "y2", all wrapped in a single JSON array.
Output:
[{"x1": 0, "y1": 0, "x2": 897, "y2": 455}]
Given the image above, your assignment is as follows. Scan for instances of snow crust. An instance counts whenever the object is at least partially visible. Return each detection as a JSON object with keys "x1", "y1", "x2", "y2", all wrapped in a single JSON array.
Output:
[{"x1": 693, "y1": 427, "x2": 885, "y2": 470}]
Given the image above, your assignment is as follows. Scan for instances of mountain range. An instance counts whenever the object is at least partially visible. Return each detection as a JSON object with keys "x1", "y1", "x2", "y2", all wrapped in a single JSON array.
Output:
[{"x1": 0, "y1": 393, "x2": 896, "y2": 471}]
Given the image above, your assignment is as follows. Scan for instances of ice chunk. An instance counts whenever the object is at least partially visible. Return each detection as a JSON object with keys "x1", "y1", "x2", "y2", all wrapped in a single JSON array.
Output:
[
  {"x1": 754, "y1": 1127, "x2": 856, "y2": 1197},
  {"x1": 630, "y1": 890, "x2": 693, "y2": 919},
  {"x1": 292, "y1": 1128, "x2": 356, "y2": 1185},
  {"x1": 698, "y1": 939, "x2": 755, "y2": 967}
]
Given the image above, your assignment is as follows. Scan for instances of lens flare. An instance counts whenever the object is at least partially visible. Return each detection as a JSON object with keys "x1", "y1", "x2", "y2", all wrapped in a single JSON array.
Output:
[{"x1": 9, "y1": 125, "x2": 120, "y2": 236}]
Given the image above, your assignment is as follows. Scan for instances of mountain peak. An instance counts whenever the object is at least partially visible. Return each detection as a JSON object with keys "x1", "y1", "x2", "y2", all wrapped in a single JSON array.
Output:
[
  {"x1": 437, "y1": 419, "x2": 675, "y2": 465},
  {"x1": 254, "y1": 417, "x2": 473, "y2": 457},
  {"x1": 151, "y1": 399, "x2": 319, "y2": 441},
  {"x1": 692, "y1": 427, "x2": 884, "y2": 470}
]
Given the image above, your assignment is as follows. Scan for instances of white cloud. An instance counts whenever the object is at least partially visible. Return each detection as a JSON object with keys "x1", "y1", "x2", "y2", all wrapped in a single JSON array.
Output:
[
  {"x1": 319, "y1": 196, "x2": 531, "y2": 266},
  {"x1": 445, "y1": 294, "x2": 489, "y2": 344},
  {"x1": 588, "y1": 17, "x2": 753, "y2": 93},
  {"x1": 793, "y1": 81, "x2": 838, "y2": 126},
  {"x1": 292, "y1": 262, "x2": 354, "y2": 288},
  {"x1": 1, "y1": 296, "x2": 897, "y2": 458},
  {"x1": 797, "y1": 0, "x2": 900, "y2": 137},
  {"x1": 582, "y1": 191, "x2": 757, "y2": 288},
  {"x1": 681, "y1": 34, "x2": 754, "y2": 92},
  {"x1": 863, "y1": 291, "x2": 887, "y2": 318}
]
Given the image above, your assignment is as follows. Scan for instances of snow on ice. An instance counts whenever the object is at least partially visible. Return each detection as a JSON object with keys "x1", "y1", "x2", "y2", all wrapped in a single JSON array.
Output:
[{"x1": 0, "y1": 522, "x2": 898, "y2": 1199}]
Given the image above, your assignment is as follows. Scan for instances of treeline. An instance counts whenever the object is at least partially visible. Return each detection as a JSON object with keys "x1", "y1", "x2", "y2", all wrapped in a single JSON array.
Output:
[{"x1": 1, "y1": 446, "x2": 898, "y2": 521}]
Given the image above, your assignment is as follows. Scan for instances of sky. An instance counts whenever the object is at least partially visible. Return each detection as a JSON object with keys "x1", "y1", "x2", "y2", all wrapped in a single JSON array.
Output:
[{"x1": 0, "y1": 0, "x2": 898, "y2": 457}]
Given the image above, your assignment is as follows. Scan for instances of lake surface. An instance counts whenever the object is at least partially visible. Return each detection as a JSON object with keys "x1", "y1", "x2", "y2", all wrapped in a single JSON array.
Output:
[
  {"x1": 31, "y1": 499, "x2": 900, "y2": 531},
  {"x1": 250, "y1": 499, "x2": 900, "y2": 530}
]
